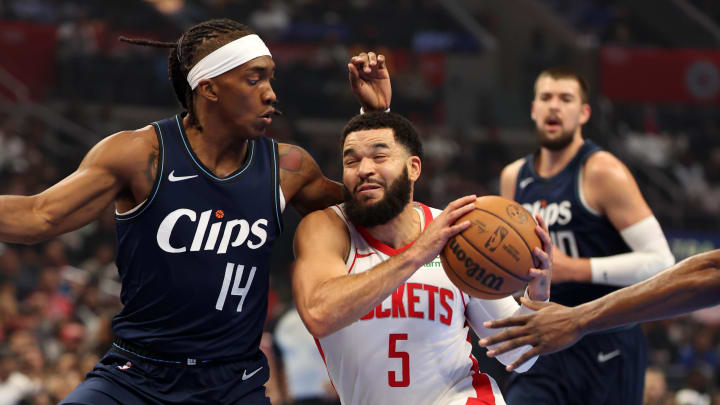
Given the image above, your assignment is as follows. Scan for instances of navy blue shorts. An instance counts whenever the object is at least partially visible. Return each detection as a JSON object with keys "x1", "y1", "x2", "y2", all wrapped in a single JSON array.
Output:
[
  {"x1": 504, "y1": 325, "x2": 647, "y2": 405},
  {"x1": 59, "y1": 348, "x2": 270, "y2": 405}
]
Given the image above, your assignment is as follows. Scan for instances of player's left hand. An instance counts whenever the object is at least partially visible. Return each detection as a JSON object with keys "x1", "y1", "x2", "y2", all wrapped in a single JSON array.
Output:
[
  {"x1": 527, "y1": 214, "x2": 552, "y2": 301},
  {"x1": 479, "y1": 298, "x2": 583, "y2": 371},
  {"x1": 348, "y1": 51, "x2": 391, "y2": 111}
]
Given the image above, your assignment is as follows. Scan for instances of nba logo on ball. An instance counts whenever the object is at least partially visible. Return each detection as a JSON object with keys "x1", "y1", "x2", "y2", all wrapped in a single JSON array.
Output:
[
  {"x1": 485, "y1": 226, "x2": 509, "y2": 252},
  {"x1": 440, "y1": 196, "x2": 541, "y2": 299}
]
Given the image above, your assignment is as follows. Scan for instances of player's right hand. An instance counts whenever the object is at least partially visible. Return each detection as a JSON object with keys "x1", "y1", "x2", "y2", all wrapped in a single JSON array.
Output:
[{"x1": 407, "y1": 195, "x2": 476, "y2": 268}]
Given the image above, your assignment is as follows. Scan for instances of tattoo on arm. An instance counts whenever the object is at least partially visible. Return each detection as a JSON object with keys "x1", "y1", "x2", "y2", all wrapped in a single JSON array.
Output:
[{"x1": 279, "y1": 146, "x2": 304, "y2": 173}]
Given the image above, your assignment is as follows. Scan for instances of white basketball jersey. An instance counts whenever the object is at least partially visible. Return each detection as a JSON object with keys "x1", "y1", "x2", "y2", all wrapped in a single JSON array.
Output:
[{"x1": 316, "y1": 203, "x2": 538, "y2": 405}]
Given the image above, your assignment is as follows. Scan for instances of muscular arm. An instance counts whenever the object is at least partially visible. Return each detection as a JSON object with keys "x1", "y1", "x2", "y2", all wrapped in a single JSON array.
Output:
[
  {"x1": 479, "y1": 249, "x2": 720, "y2": 371},
  {"x1": 552, "y1": 152, "x2": 674, "y2": 284},
  {"x1": 0, "y1": 129, "x2": 155, "y2": 243},
  {"x1": 278, "y1": 144, "x2": 344, "y2": 216},
  {"x1": 292, "y1": 209, "x2": 424, "y2": 338}
]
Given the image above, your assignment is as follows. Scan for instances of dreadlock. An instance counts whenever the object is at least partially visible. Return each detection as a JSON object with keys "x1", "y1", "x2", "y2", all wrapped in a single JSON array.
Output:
[{"x1": 120, "y1": 19, "x2": 255, "y2": 130}]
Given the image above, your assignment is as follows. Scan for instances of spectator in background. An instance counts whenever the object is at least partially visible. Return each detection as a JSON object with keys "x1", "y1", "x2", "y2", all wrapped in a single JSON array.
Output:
[
  {"x1": 643, "y1": 367, "x2": 672, "y2": 405},
  {"x1": 249, "y1": 0, "x2": 290, "y2": 40},
  {"x1": 275, "y1": 307, "x2": 339, "y2": 405}
]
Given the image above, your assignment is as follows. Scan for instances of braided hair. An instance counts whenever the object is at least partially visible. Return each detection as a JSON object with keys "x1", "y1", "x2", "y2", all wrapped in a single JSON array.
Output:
[{"x1": 120, "y1": 19, "x2": 255, "y2": 130}]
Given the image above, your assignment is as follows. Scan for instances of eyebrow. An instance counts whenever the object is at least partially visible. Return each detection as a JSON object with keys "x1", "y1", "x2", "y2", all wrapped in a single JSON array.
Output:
[
  {"x1": 540, "y1": 91, "x2": 576, "y2": 98},
  {"x1": 342, "y1": 142, "x2": 390, "y2": 158},
  {"x1": 246, "y1": 65, "x2": 274, "y2": 75}
]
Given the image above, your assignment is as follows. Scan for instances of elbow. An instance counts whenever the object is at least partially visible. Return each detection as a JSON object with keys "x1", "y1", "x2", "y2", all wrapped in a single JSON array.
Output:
[{"x1": 302, "y1": 306, "x2": 335, "y2": 339}]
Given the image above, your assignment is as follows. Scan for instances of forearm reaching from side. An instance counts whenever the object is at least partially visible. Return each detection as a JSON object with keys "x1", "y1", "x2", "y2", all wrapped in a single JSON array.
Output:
[
  {"x1": 0, "y1": 169, "x2": 118, "y2": 243},
  {"x1": 582, "y1": 249, "x2": 720, "y2": 329},
  {"x1": 478, "y1": 249, "x2": 720, "y2": 371}
]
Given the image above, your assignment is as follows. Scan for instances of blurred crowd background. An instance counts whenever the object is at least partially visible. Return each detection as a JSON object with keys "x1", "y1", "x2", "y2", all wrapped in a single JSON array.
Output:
[{"x1": 0, "y1": 0, "x2": 719, "y2": 404}]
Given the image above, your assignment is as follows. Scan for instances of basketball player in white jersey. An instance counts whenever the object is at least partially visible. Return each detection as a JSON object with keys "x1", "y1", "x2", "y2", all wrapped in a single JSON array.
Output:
[{"x1": 292, "y1": 112, "x2": 553, "y2": 405}]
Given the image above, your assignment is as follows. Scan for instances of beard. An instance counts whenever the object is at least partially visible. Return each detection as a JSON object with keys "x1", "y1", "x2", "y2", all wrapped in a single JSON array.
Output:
[
  {"x1": 537, "y1": 126, "x2": 575, "y2": 151},
  {"x1": 344, "y1": 167, "x2": 411, "y2": 228}
]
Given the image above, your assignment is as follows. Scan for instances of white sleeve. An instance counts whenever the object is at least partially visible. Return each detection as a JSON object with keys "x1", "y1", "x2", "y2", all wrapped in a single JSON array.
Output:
[
  {"x1": 465, "y1": 292, "x2": 539, "y2": 373},
  {"x1": 590, "y1": 216, "x2": 675, "y2": 286}
]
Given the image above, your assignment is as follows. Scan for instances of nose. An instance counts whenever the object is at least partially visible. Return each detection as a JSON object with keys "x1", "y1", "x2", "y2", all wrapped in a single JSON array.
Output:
[
  {"x1": 357, "y1": 158, "x2": 375, "y2": 180},
  {"x1": 263, "y1": 83, "x2": 277, "y2": 105},
  {"x1": 547, "y1": 96, "x2": 561, "y2": 110}
]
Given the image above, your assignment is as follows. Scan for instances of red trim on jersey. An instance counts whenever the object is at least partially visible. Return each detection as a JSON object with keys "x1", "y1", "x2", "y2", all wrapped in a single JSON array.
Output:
[
  {"x1": 348, "y1": 248, "x2": 358, "y2": 274},
  {"x1": 466, "y1": 353, "x2": 496, "y2": 404},
  {"x1": 313, "y1": 337, "x2": 336, "y2": 389},
  {"x1": 356, "y1": 251, "x2": 376, "y2": 258},
  {"x1": 355, "y1": 203, "x2": 434, "y2": 257},
  {"x1": 462, "y1": 329, "x2": 496, "y2": 404}
]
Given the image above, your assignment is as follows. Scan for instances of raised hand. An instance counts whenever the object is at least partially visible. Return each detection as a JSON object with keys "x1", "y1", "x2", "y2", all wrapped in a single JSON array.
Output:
[
  {"x1": 407, "y1": 195, "x2": 476, "y2": 268},
  {"x1": 348, "y1": 51, "x2": 391, "y2": 111},
  {"x1": 527, "y1": 214, "x2": 552, "y2": 301}
]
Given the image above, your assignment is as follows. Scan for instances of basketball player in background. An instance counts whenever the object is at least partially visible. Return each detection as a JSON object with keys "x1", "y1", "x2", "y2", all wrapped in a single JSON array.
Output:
[
  {"x1": 498, "y1": 67, "x2": 675, "y2": 405},
  {"x1": 477, "y1": 249, "x2": 720, "y2": 370},
  {"x1": 0, "y1": 19, "x2": 392, "y2": 404},
  {"x1": 292, "y1": 111, "x2": 553, "y2": 405}
]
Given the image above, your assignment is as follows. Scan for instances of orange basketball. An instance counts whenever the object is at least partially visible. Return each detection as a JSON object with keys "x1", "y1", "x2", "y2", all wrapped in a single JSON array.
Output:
[{"x1": 440, "y1": 195, "x2": 541, "y2": 299}]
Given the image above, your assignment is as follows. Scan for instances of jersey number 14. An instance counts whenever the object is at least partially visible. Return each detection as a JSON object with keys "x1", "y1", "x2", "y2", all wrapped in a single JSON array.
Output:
[{"x1": 215, "y1": 262, "x2": 256, "y2": 312}]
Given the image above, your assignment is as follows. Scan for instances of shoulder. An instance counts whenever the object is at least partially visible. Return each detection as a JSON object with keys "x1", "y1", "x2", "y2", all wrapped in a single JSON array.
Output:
[
  {"x1": 297, "y1": 207, "x2": 346, "y2": 235},
  {"x1": 277, "y1": 142, "x2": 316, "y2": 171},
  {"x1": 500, "y1": 157, "x2": 526, "y2": 179},
  {"x1": 583, "y1": 150, "x2": 635, "y2": 190},
  {"x1": 499, "y1": 157, "x2": 527, "y2": 199},
  {"x1": 294, "y1": 207, "x2": 350, "y2": 257},
  {"x1": 82, "y1": 125, "x2": 158, "y2": 171}
]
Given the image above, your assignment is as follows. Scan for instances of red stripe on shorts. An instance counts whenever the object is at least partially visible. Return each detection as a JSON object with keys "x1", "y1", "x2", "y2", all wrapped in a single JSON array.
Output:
[{"x1": 465, "y1": 353, "x2": 496, "y2": 405}]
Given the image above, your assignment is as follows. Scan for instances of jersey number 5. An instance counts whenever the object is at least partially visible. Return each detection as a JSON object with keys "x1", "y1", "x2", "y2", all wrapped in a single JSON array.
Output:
[{"x1": 388, "y1": 333, "x2": 409, "y2": 387}]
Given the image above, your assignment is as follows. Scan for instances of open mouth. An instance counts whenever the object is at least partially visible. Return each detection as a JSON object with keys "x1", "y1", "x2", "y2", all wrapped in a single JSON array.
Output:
[
  {"x1": 545, "y1": 117, "x2": 562, "y2": 129},
  {"x1": 356, "y1": 183, "x2": 382, "y2": 194},
  {"x1": 259, "y1": 110, "x2": 274, "y2": 124}
]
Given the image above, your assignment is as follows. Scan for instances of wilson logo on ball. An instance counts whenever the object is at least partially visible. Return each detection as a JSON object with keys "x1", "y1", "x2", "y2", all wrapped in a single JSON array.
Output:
[{"x1": 448, "y1": 238, "x2": 504, "y2": 291}]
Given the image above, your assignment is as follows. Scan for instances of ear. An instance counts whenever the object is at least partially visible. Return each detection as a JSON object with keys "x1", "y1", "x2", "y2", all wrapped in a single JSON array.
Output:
[
  {"x1": 579, "y1": 103, "x2": 591, "y2": 125},
  {"x1": 407, "y1": 156, "x2": 421, "y2": 182},
  {"x1": 530, "y1": 100, "x2": 537, "y2": 121},
  {"x1": 196, "y1": 79, "x2": 218, "y2": 102}
]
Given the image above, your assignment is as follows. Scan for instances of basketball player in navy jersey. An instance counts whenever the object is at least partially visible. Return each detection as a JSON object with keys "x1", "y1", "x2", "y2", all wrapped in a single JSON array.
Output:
[
  {"x1": 0, "y1": 19, "x2": 391, "y2": 405},
  {"x1": 477, "y1": 249, "x2": 720, "y2": 369},
  {"x1": 496, "y1": 67, "x2": 675, "y2": 405}
]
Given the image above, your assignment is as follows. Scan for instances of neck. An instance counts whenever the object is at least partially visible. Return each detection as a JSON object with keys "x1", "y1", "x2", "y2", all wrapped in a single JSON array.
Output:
[
  {"x1": 364, "y1": 202, "x2": 421, "y2": 249},
  {"x1": 535, "y1": 132, "x2": 585, "y2": 178},
  {"x1": 183, "y1": 114, "x2": 251, "y2": 177}
]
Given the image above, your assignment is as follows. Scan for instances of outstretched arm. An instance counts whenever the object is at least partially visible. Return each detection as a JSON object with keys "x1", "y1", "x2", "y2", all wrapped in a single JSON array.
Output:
[
  {"x1": 479, "y1": 249, "x2": 720, "y2": 371},
  {"x1": 0, "y1": 129, "x2": 152, "y2": 244}
]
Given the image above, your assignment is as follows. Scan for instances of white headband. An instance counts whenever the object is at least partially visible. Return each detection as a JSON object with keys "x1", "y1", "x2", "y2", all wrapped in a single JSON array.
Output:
[{"x1": 186, "y1": 34, "x2": 272, "y2": 90}]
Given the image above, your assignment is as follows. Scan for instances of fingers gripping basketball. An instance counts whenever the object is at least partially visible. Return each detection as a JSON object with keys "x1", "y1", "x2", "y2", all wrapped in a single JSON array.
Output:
[{"x1": 440, "y1": 196, "x2": 542, "y2": 299}]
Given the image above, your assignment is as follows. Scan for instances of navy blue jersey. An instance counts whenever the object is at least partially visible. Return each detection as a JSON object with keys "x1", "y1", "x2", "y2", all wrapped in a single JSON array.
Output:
[
  {"x1": 113, "y1": 114, "x2": 283, "y2": 360},
  {"x1": 514, "y1": 140, "x2": 630, "y2": 307}
]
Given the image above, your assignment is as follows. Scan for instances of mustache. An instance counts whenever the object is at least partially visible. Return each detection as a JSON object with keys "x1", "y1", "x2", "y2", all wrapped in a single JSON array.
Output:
[
  {"x1": 354, "y1": 179, "x2": 385, "y2": 193},
  {"x1": 272, "y1": 102, "x2": 283, "y2": 116}
]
